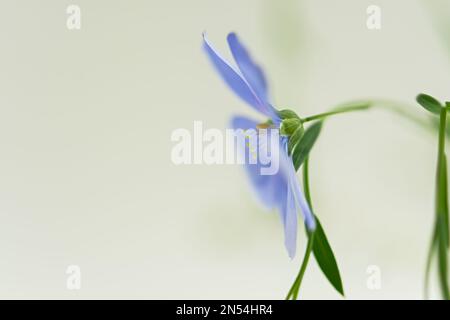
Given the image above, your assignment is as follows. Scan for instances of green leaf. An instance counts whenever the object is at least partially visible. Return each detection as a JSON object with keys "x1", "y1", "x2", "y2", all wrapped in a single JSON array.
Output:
[
  {"x1": 288, "y1": 126, "x2": 304, "y2": 156},
  {"x1": 309, "y1": 217, "x2": 345, "y2": 296},
  {"x1": 417, "y1": 93, "x2": 442, "y2": 115},
  {"x1": 293, "y1": 121, "x2": 322, "y2": 171}
]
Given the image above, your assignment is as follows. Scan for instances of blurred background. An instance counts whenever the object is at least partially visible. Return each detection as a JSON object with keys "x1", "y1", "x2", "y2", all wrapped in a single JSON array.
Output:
[{"x1": 0, "y1": 0, "x2": 450, "y2": 299}]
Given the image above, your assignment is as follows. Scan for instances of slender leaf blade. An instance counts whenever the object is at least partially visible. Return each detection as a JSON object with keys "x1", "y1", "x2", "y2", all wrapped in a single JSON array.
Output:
[
  {"x1": 308, "y1": 217, "x2": 345, "y2": 296},
  {"x1": 293, "y1": 121, "x2": 322, "y2": 171}
]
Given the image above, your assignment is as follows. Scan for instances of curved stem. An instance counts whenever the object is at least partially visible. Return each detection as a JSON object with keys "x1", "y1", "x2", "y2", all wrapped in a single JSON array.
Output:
[
  {"x1": 286, "y1": 231, "x2": 315, "y2": 300},
  {"x1": 301, "y1": 98, "x2": 438, "y2": 137},
  {"x1": 303, "y1": 157, "x2": 313, "y2": 207},
  {"x1": 424, "y1": 225, "x2": 438, "y2": 300},
  {"x1": 302, "y1": 101, "x2": 371, "y2": 122},
  {"x1": 286, "y1": 98, "x2": 444, "y2": 300},
  {"x1": 373, "y1": 98, "x2": 433, "y2": 131},
  {"x1": 436, "y1": 107, "x2": 450, "y2": 300}
]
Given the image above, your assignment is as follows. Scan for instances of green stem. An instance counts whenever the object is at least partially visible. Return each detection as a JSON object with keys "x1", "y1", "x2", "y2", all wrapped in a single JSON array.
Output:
[
  {"x1": 438, "y1": 108, "x2": 447, "y2": 157},
  {"x1": 436, "y1": 107, "x2": 450, "y2": 300},
  {"x1": 302, "y1": 102, "x2": 371, "y2": 122},
  {"x1": 302, "y1": 99, "x2": 438, "y2": 137},
  {"x1": 286, "y1": 98, "x2": 446, "y2": 299},
  {"x1": 286, "y1": 231, "x2": 315, "y2": 300},
  {"x1": 424, "y1": 224, "x2": 438, "y2": 300},
  {"x1": 374, "y1": 99, "x2": 433, "y2": 131},
  {"x1": 303, "y1": 157, "x2": 313, "y2": 207}
]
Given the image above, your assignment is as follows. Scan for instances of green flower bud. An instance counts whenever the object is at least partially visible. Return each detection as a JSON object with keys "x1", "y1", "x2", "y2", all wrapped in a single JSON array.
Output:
[{"x1": 280, "y1": 118, "x2": 302, "y2": 136}]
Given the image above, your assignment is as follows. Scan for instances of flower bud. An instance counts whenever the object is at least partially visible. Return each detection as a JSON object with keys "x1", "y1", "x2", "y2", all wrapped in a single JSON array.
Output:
[{"x1": 280, "y1": 118, "x2": 302, "y2": 136}]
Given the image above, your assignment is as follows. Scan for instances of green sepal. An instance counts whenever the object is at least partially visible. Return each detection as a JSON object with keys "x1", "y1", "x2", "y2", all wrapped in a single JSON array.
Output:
[
  {"x1": 280, "y1": 118, "x2": 302, "y2": 136},
  {"x1": 277, "y1": 109, "x2": 300, "y2": 120},
  {"x1": 288, "y1": 126, "x2": 304, "y2": 155}
]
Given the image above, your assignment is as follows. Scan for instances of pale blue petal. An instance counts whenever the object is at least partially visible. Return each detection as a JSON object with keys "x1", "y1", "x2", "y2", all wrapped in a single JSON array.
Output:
[
  {"x1": 231, "y1": 116, "x2": 284, "y2": 209},
  {"x1": 283, "y1": 183, "x2": 298, "y2": 259},
  {"x1": 203, "y1": 34, "x2": 267, "y2": 115},
  {"x1": 287, "y1": 159, "x2": 316, "y2": 231},
  {"x1": 276, "y1": 138, "x2": 316, "y2": 231},
  {"x1": 227, "y1": 34, "x2": 268, "y2": 105},
  {"x1": 231, "y1": 116, "x2": 312, "y2": 258},
  {"x1": 227, "y1": 33, "x2": 278, "y2": 120}
]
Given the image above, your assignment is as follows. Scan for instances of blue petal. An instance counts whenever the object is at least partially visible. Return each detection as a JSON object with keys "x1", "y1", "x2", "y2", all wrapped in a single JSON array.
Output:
[
  {"x1": 203, "y1": 34, "x2": 269, "y2": 116},
  {"x1": 231, "y1": 116, "x2": 315, "y2": 258},
  {"x1": 282, "y1": 184, "x2": 298, "y2": 259},
  {"x1": 282, "y1": 152, "x2": 316, "y2": 231},
  {"x1": 227, "y1": 33, "x2": 269, "y2": 108},
  {"x1": 293, "y1": 179, "x2": 316, "y2": 231},
  {"x1": 231, "y1": 116, "x2": 284, "y2": 209}
]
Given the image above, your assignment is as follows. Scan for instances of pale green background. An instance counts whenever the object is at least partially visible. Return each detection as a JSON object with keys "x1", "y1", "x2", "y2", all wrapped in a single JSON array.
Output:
[{"x1": 0, "y1": 0, "x2": 449, "y2": 299}]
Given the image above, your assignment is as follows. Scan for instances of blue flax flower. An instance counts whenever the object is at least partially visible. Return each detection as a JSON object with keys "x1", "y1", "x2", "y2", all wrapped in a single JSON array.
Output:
[{"x1": 203, "y1": 32, "x2": 316, "y2": 258}]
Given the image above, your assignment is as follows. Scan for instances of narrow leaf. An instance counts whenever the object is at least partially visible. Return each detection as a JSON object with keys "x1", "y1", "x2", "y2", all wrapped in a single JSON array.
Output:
[
  {"x1": 293, "y1": 121, "x2": 322, "y2": 171},
  {"x1": 309, "y1": 217, "x2": 345, "y2": 296},
  {"x1": 417, "y1": 93, "x2": 442, "y2": 115}
]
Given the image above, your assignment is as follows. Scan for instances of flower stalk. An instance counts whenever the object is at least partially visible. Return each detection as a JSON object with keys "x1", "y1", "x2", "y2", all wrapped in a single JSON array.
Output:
[
  {"x1": 302, "y1": 102, "x2": 371, "y2": 123},
  {"x1": 435, "y1": 105, "x2": 450, "y2": 299}
]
